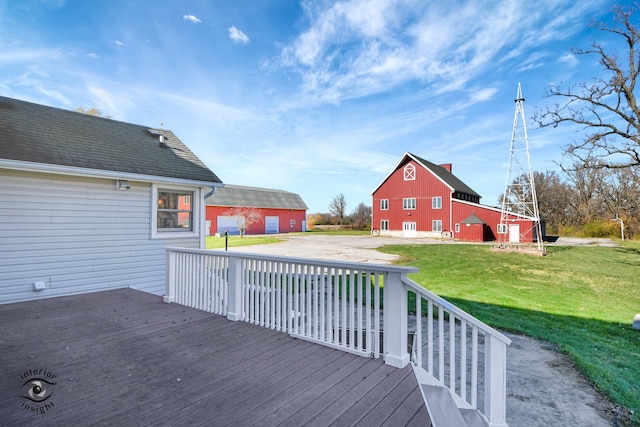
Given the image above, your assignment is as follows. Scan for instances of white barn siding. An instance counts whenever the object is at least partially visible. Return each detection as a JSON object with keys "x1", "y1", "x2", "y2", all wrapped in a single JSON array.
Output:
[{"x1": 0, "y1": 170, "x2": 199, "y2": 304}]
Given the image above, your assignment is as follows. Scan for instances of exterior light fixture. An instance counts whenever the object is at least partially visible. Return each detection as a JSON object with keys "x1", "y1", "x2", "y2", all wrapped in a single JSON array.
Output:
[{"x1": 116, "y1": 180, "x2": 131, "y2": 190}]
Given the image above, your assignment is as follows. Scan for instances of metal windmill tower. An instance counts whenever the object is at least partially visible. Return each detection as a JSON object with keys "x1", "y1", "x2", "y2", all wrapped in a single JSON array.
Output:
[{"x1": 499, "y1": 83, "x2": 544, "y2": 252}]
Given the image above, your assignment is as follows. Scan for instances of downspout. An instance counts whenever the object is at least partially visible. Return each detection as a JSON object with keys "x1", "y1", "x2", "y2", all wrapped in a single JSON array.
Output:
[{"x1": 201, "y1": 185, "x2": 222, "y2": 249}]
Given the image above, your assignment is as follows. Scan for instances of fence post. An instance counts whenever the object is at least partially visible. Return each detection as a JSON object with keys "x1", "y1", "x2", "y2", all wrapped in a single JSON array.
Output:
[
  {"x1": 484, "y1": 334, "x2": 508, "y2": 427},
  {"x1": 383, "y1": 272, "x2": 409, "y2": 368},
  {"x1": 226, "y1": 255, "x2": 243, "y2": 321},
  {"x1": 163, "y1": 250, "x2": 175, "y2": 303}
]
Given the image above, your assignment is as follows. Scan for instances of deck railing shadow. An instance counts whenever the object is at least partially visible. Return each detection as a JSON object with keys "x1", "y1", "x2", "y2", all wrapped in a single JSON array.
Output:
[{"x1": 164, "y1": 247, "x2": 511, "y2": 426}]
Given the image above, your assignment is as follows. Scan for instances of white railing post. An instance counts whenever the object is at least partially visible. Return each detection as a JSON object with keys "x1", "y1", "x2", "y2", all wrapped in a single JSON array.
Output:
[
  {"x1": 383, "y1": 272, "x2": 409, "y2": 368},
  {"x1": 226, "y1": 255, "x2": 243, "y2": 321},
  {"x1": 485, "y1": 334, "x2": 509, "y2": 427},
  {"x1": 163, "y1": 249, "x2": 175, "y2": 303}
]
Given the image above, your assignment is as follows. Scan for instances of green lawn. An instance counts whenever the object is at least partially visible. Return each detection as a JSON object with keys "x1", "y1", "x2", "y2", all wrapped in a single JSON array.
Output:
[
  {"x1": 205, "y1": 234, "x2": 283, "y2": 249},
  {"x1": 379, "y1": 242, "x2": 640, "y2": 424}
]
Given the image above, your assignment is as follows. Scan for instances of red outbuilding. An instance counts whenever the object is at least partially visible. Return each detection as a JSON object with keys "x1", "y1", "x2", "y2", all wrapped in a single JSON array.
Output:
[
  {"x1": 372, "y1": 152, "x2": 540, "y2": 243},
  {"x1": 206, "y1": 185, "x2": 308, "y2": 236}
]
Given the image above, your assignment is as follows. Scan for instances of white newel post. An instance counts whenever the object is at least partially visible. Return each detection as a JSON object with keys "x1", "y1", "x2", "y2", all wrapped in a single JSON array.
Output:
[
  {"x1": 226, "y1": 255, "x2": 243, "y2": 321},
  {"x1": 383, "y1": 272, "x2": 409, "y2": 368},
  {"x1": 163, "y1": 250, "x2": 175, "y2": 303},
  {"x1": 485, "y1": 334, "x2": 509, "y2": 427}
]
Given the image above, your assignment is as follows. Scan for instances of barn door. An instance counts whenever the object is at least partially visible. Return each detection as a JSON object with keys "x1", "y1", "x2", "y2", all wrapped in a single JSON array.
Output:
[
  {"x1": 403, "y1": 222, "x2": 417, "y2": 237},
  {"x1": 509, "y1": 224, "x2": 520, "y2": 243},
  {"x1": 265, "y1": 216, "x2": 279, "y2": 234}
]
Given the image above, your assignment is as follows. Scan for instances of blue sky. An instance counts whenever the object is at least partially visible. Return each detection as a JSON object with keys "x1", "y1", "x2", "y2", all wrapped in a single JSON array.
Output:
[{"x1": 0, "y1": 0, "x2": 623, "y2": 213}]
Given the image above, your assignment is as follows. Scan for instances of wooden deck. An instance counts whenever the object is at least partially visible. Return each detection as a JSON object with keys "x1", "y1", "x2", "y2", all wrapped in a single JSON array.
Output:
[{"x1": 0, "y1": 289, "x2": 431, "y2": 426}]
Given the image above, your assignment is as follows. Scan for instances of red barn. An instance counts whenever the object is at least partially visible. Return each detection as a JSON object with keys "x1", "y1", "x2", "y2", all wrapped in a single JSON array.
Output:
[
  {"x1": 206, "y1": 185, "x2": 308, "y2": 236},
  {"x1": 372, "y1": 152, "x2": 540, "y2": 243}
]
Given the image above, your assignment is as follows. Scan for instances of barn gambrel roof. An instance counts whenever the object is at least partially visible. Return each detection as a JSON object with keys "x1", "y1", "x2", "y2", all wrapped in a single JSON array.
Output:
[
  {"x1": 0, "y1": 96, "x2": 222, "y2": 186},
  {"x1": 372, "y1": 152, "x2": 481, "y2": 198},
  {"x1": 206, "y1": 184, "x2": 308, "y2": 210}
]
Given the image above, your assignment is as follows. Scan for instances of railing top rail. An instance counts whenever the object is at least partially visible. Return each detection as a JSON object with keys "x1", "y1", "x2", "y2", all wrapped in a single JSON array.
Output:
[
  {"x1": 166, "y1": 246, "x2": 419, "y2": 275},
  {"x1": 402, "y1": 277, "x2": 512, "y2": 346}
]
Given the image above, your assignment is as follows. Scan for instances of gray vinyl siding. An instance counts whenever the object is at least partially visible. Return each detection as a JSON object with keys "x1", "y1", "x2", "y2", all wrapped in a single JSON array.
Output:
[{"x1": 0, "y1": 169, "x2": 201, "y2": 304}]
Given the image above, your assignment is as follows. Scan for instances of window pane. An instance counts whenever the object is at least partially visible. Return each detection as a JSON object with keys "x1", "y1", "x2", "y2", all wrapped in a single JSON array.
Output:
[{"x1": 157, "y1": 190, "x2": 193, "y2": 231}]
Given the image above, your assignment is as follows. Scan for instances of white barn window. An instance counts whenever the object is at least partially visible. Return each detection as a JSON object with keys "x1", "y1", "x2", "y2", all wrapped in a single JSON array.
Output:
[
  {"x1": 432, "y1": 196, "x2": 442, "y2": 209},
  {"x1": 404, "y1": 164, "x2": 416, "y2": 181},
  {"x1": 403, "y1": 198, "x2": 416, "y2": 210},
  {"x1": 432, "y1": 220, "x2": 442, "y2": 232},
  {"x1": 380, "y1": 199, "x2": 389, "y2": 210},
  {"x1": 380, "y1": 220, "x2": 389, "y2": 230}
]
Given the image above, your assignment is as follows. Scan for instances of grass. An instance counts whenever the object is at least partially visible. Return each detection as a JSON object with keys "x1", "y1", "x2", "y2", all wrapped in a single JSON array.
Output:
[
  {"x1": 378, "y1": 242, "x2": 640, "y2": 424},
  {"x1": 205, "y1": 234, "x2": 283, "y2": 249}
]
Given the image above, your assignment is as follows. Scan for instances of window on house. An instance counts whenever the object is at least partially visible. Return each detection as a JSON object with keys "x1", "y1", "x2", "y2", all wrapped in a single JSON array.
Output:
[
  {"x1": 404, "y1": 164, "x2": 416, "y2": 181},
  {"x1": 432, "y1": 196, "x2": 442, "y2": 209},
  {"x1": 381, "y1": 220, "x2": 389, "y2": 231},
  {"x1": 403, "y1": 198, "x2": 416, "y2": 210},
  {"x1": 497, "y1": 223, "x2": 508, "y2": 234},
  {"x1": 432, "y1": 220, "x2": 442, "y2": 232},
  {"x1": 157, "y1": 190, "x2": 194, "y2": 232},
  {"x1": 380, "y1": 199, "x2": 389, "y2": 210},
  {"x1": 455, "y1": 223, "x2": 460, "y2": 233}
]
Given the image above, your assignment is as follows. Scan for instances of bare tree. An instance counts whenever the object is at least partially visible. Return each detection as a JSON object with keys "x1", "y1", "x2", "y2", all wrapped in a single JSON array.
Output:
[
  {"x1": 328, "y1": 193, "x2": 347, "y2": 225},
  {"x1": 349, "y1": 203, "x2": 372, "y2": 230},
  {"x1": 534, "y1": 4, "x2": 640, "y2": 170},
  {"x1": 224, "y1": 207, "x2": 263, "y2": 237}
]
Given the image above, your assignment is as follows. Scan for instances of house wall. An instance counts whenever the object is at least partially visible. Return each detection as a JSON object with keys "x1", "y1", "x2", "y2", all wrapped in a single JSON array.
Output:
[
  {"x1": 372, "y1": 159, "x2": 452, "y2": 237},
  {"x1": 0, "y1": 169, "x2": 201, "y2": 304},
  {"x1": 206, "y1": 206, "x2": 306, "y2": 235}
]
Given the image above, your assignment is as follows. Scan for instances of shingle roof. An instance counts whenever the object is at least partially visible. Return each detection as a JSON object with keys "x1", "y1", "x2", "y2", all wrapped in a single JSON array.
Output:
[
  {"x1": 0, "y1": 96, "x2": 221, "y2": 184},
  {"x1": 409, "y1": 153, "x2": 480, "y2": 197},
  {"x1": 206, "y1": 184, "x2": 308, "y2": 210},
  {"x1": 460, "y1": 213, "x2": 486, "y2": 224}
]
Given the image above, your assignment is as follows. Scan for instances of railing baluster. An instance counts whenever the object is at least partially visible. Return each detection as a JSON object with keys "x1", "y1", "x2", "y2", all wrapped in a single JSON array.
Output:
[{"x1": 450, "y1": 312, "x2": 456, "y2": 392}]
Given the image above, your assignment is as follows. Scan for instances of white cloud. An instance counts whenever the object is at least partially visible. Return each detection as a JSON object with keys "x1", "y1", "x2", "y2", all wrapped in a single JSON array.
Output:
[
  {"x1": 183, "y1": 14, "x2": 201, "y2": 24},
  {"x1": 559, "y1": 53, "x2": 579, "y2": 66},
  {"x1": 115, "y1": 40, "x2": 123, "y2": 46},
  {"x1": 228, "y1": 26, "x2": 250, "y2": 44},
  {"x1": 88, "y1": 52, "x2": 100, "y2": 59},
  {"x1": 279, "y1": 0, "x2": 605, "y2": 105}
]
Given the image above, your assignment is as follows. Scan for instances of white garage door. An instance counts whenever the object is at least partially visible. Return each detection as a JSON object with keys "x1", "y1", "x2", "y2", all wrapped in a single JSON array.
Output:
[
  {"x1": 265, "y1": 216, "x2": 279, "y2": 234},
  {"x1": 217, "y1": 216, "x2": 240, "y2": 235}
]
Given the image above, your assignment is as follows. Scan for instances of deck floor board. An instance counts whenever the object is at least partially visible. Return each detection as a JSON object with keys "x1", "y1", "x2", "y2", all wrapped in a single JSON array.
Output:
[{"x1": 0, "y1": 288, "x2": 430, "y2": 426}]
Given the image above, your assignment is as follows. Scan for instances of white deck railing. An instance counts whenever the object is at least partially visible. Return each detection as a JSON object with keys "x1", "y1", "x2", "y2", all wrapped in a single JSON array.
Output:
[
  {"x1": 404, "y1": 277, "x2": 511, "y2": 427},
  {"x1": 164, "y1": 247, "x2": 510, "y2": 426}
]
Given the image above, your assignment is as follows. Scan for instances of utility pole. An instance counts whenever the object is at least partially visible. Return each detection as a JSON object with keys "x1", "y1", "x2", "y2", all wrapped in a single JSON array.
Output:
[{"x1": 499, "y1": 83, "x2": 544, "y2": 252}]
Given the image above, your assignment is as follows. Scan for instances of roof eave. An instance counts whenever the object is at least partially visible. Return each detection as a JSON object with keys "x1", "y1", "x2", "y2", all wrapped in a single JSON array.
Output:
[{"x1": 0, "y1": 159, "x2": 224, "y2": 188}]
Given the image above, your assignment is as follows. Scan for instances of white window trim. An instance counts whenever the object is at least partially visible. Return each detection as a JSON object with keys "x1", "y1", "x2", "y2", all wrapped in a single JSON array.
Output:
[
  {"x1": 497, "y1": 223, "x2": 508, "y2": 234},
  {"x1": 403, "y1": 197, "x2": 416, "y2": 210},
  {"x1": 380, "y1": 199, "x2": 389, "y2": 210},
  {"x1": 404, "y1": 164, "x2": 416, "y2": 181},
  {"x1": 380, "y1": 219, "x2": 389, "y2": 230},
  {"x1": 151, "y1": 183, "x2": 200, "y2": 239},
  {"x1": 432, "y1": 196, "x2": 442, "y2": 209},
  {"x1": 432, "y1": 220, "x2": 442, "y2": 232}
]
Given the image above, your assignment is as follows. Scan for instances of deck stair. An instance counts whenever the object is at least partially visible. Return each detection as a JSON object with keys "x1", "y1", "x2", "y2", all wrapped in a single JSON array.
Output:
[{"x1": 421, "y1": 384, "x2": 489, "y2": 427}]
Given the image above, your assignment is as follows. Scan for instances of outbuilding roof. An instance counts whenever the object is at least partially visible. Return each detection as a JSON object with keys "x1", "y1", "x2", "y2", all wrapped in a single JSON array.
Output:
[
  {"x1": 206, "y1": 184, "x2": 308, "y2": 210},
  {"x1": 0, "y1": 96, "x2": 221, "y2": 185}
]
